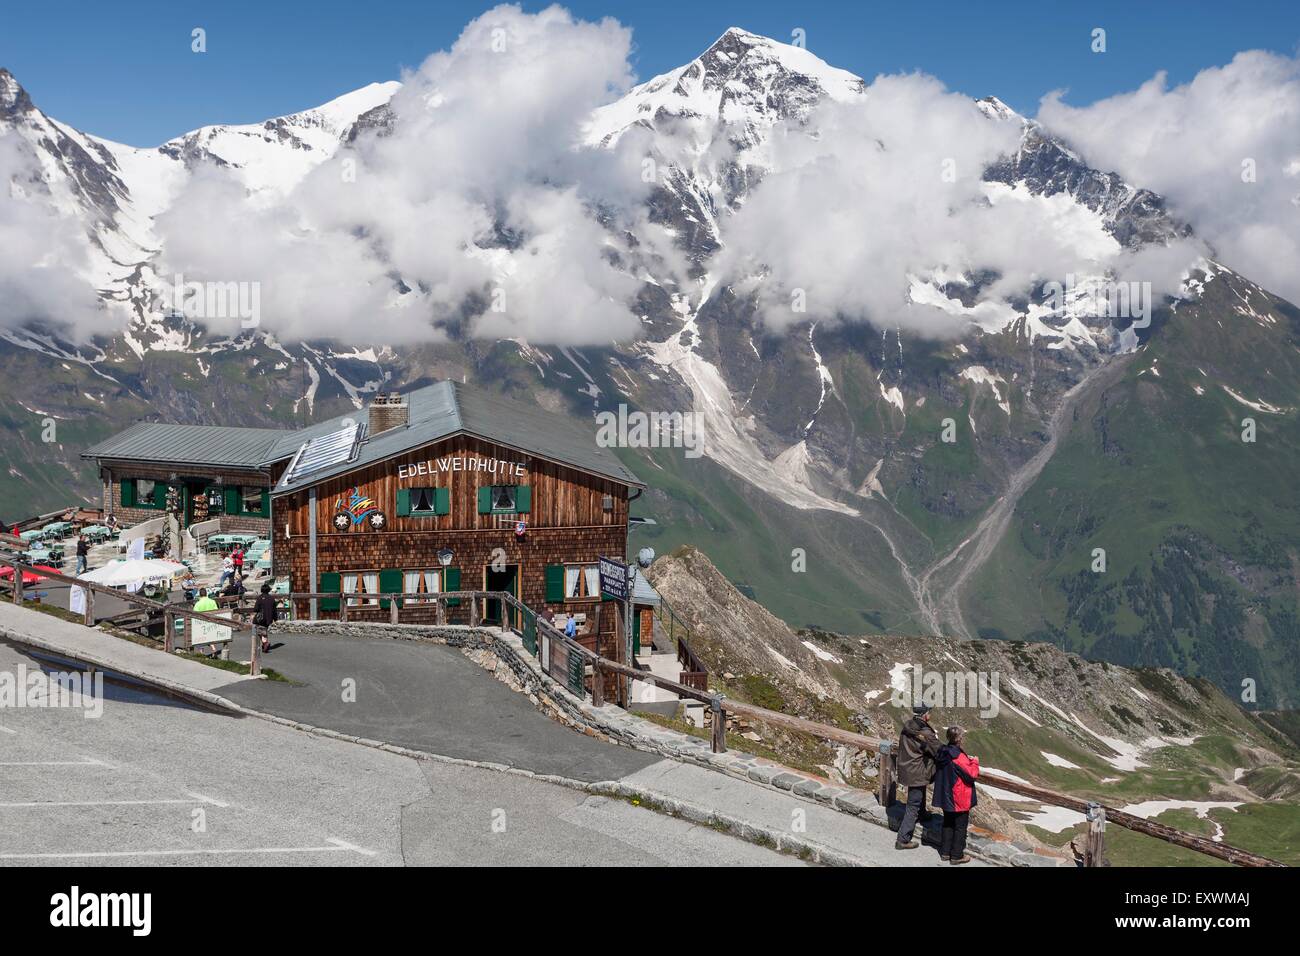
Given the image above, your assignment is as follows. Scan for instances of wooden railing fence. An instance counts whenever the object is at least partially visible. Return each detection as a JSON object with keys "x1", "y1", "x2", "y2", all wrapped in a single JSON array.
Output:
[{"x1": 2, "y1": 556, "x2": 1284, "y2": 869}]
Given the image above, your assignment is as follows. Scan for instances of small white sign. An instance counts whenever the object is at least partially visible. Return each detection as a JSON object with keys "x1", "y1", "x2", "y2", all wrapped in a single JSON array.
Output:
[{"x1": 191, "y1": 613, "x2": 233, "y2": 649}]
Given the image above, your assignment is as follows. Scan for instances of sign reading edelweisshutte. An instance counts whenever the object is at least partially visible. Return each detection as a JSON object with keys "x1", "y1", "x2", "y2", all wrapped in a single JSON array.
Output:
[{"x1": 397, "y1": 455, "x2": 527, "y2": 481}]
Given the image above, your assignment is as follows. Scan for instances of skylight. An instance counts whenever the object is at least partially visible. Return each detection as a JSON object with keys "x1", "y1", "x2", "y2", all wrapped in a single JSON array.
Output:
[{"x1": 285, "y1": 420, "x2": 361, "y2": 483}]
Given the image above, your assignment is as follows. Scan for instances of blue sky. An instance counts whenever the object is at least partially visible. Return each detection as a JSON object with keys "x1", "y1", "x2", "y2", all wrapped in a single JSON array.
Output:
[{"x1": 2, "y1": 0, "x2": 1297, "y2": 146}]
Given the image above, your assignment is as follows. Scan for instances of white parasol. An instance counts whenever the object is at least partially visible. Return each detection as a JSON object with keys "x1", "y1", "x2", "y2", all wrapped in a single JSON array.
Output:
[{"x1": 78, "y1": 558, "x2": 187, "y2": 591}]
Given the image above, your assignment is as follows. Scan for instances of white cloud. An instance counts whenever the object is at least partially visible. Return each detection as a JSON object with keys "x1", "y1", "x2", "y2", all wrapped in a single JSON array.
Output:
[
  {"x1": 12, "y1": 14, "x2": 1295, "y2": 351},
  {"x1": 1037, "y1": 50, "x2": 1300, "y2": 303},
  {"x1": 153, "y1": 3, "x2": 658, "y2": 345},
  {"x1": 710, "y1": 72, "x2": 1178, "y2": 337},
  {"x1": 0, "y1": 134, "x2": 106, "y2": 339}
]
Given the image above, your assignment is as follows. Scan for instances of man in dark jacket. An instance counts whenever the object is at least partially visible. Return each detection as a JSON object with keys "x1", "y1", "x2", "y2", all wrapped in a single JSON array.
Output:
[
  {"x1": 252, "y1": 583, "x2": 277, "y2": 654},
  {"x1": 895, "y1": 704, "x2": 940, "y2": 849}
]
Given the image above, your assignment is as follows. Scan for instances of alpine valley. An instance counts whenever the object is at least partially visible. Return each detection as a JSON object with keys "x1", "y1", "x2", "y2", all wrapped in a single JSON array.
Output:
[{"x1": 2, "y1": 24, "x2": 1298, "y2": 728}]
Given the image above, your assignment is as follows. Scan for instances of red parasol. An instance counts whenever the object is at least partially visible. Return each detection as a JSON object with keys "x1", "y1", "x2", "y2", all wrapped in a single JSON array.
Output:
[{"x1": 0, "y1": 564, "x2": 61, "y2": 585}]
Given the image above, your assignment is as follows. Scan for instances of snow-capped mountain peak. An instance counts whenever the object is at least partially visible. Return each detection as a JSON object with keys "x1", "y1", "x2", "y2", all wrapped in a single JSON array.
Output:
[
  {"x1": 0, "y1": 68, "x2": 33, "y2": 116},
  {"x1": 0, "y1": 68, "x2": 401, "y2": 320},
  {"x1": 976, "y1": 95, "x2": 1021, "y2": 123},
  {"x1": 585, "y1": 26, "x2": 864, "y2": 148},
  {"x1": 153, "y1": 80, "x2": 401, "y2": 197}
]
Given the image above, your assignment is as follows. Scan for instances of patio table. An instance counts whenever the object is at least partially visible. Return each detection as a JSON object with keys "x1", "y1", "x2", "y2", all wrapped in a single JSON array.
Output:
[{"x1": 210, "y1": 533, "x2": 257, "y2": 550}]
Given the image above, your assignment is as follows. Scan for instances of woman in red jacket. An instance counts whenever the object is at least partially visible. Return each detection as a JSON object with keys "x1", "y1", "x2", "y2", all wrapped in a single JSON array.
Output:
[{"x1": 933, "y1": 726, "x2": 980, "y2": 864}]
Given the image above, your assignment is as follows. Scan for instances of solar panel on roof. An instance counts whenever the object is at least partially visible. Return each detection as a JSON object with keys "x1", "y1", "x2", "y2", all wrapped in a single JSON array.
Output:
[{"x1": 286, "y1": 420, "x2": 361, "y2": 482}]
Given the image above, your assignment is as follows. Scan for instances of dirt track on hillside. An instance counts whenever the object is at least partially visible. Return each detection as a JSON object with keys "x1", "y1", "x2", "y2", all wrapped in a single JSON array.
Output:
[{"x1": 915, "y1": 352, "x2": 1135, "y2": 639}]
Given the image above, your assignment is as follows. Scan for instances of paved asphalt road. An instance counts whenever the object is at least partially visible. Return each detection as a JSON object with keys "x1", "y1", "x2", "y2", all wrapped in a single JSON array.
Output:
[
  {"x1": 217, "y1": 629, "x2": 657, "y2": 782},
  {"x1": 0, "y1": 643, "x2": 800, "y2": 866}
]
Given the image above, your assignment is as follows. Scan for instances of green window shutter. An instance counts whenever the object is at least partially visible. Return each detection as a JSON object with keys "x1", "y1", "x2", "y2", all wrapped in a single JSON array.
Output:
[
  {"x1": 514, "y1": 486, "x2": 531, "y2": 514},
  {"x1": 261, "y1": 489, "x2": 271, "y2": 518},
  {"x1": 444, "y1": 566, "x2": 461, "y2": 606},
  {"x1": 224, "y1": 486, "x2": 241, "y2": 515},
  {"x1": 434, "y1": 487, "x2": 450, "y2": 516},
  {"x1": 396, "y1": 488, "x2": 411, "y2": 517},
  {"x1": 544, "y1": 564, "x2": 565, "y2": 603},
  {"x1": 477, "y1": 487, "x2": 492, "y2": 514},
  {"x1": 120, "y1": 478, "x2": 136, "y2": 507},
  {"x1": 378, "y1": 568, "x2": 403, "y2": 609},
  {"x1": 319, "y1": 572, "x2": 341, "y2": 612}
]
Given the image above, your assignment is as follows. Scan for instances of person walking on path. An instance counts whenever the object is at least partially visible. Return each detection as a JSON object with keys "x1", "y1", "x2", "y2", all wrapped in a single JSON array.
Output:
[
  {"x1": 895, "y1": 703, "x2": 940, "y2": 850},
  {"x1": 74, "y1": 536, "x2": 89, "y2": 575},
  {"x1": 217, "y1": 553, "x2": 235, "y2": 589},
  {"x1": 933, "y1": 726, "x2": 980, "y2": 864},
  {"x1": 231, "y1": 546, "x2": 245, "y2": 581},
  {"x1": 252, "y1": 582, "x2": 277, "y2": 654}
]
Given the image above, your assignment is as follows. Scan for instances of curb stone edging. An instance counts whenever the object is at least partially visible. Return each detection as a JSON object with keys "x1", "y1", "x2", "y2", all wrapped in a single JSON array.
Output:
[
  {"x1": 4, "y1": 619, "x2": 1069, "y2": 867},
  {"x1": 0, "y1": 624, "x2": 876, "y2": 866},
  {"x1": 280, "y1": 621, "x2": 1071, "y2": 868}
]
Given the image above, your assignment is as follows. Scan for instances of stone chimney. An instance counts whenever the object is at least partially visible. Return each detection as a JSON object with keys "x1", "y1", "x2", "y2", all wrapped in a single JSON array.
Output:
[{"x1": 368, "y1": 392, "x2": 408, "y2": 436}]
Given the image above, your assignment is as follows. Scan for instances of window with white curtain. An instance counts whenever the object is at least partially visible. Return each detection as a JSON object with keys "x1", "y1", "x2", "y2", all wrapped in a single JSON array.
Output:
[
  {"x1": 564, "y1": 563, "x2": 600, "y2": 599},
  {"x1": 403, "y1": 569, "x2": 442, "y2": 603},
  {"x1": 342, "y1": 571, "x2": 380, "y2": 606},
  {"x1": 137, "y1": 478, "x2": 158, "y2": 506},
  {"x1": 411, "y1": 488, "x2": 438, "y2": 514},
  {"x1": 490, "y1": 485, "x2": 517, "y2": 512}
]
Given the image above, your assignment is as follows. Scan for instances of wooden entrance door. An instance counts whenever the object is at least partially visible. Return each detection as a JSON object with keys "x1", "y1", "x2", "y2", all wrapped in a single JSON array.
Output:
[{"x1": 483, "y1": 564, "x2": 519, "y2": 629}]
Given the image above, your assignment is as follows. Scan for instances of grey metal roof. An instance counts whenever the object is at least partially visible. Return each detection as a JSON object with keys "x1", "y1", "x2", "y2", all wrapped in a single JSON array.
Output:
[
  {"x1": 81, "y1": 422, "x2": 290, "y2": 469},
  {"x1": 270, "y1": 381, "x2": 643, "y2": 493},
  {"x1": 631, "y1": 568, "x2": 660, "y2": 606}
]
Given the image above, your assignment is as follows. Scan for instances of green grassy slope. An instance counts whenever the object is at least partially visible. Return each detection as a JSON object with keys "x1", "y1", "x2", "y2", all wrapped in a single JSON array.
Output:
[{"x1": 963, "y1": 269, "x2": 1300, "y2": 707}]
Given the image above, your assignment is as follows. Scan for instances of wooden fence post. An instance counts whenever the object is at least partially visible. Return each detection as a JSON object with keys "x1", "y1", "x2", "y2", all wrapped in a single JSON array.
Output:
[
  {"x1": 710, "y1": 696, "x2": 727, "y2": 753},
  {"x1": 181, "y1": 614, "x2": 190, "y2": 651},
  {"x1": 878, "y1": 740, "x2": 897, "y2": 808},
  {"x1": 339, "y1": 598, "x2": 349, "y2": 623},
  {"x1": 436, "y1": 597, "x2": 446, "y2": 625},
  {"x1": 592, "y1": 659, "x2": 604, "y2": 707},
  {"x1": 82, "y1": 588, "x2": 94, "y2": 627},
  {"x1": 390, "y1": 594, "x2": 400, "y2": 624},
  {"x1": 164, "y1": 612, "x2": 176, "y2": 653},
  {"x1": 12, "y1": 563, "x2": 22, "y2": 604},
  {"x1": 250, "y1": 627, "x2": 262, "y2": 678},
  {"x1": 469, "y1": 595, "x2": 480, "y2": 628},
  {"x1": 1085, "y1": 803, "x2": 1107, "y2": 867}
]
